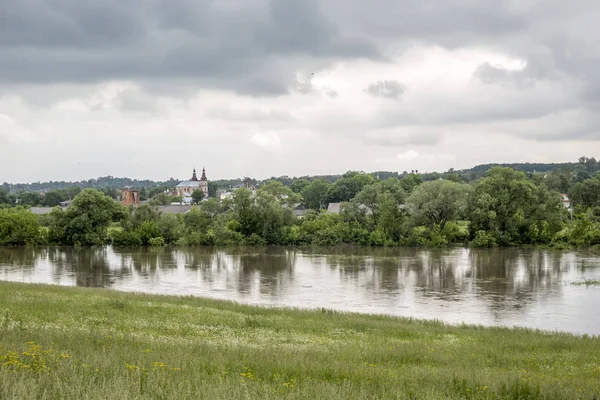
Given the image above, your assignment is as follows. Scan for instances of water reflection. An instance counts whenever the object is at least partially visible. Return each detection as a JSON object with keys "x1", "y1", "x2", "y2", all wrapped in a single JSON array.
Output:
[{"x1": 0, "y1": 246, "x2": 599, "y2": 334}]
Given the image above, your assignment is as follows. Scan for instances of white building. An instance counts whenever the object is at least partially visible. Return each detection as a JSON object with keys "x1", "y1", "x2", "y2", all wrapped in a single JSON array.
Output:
[{"x1": 175, "y1": 168, "x2": 209, "y2": 198}]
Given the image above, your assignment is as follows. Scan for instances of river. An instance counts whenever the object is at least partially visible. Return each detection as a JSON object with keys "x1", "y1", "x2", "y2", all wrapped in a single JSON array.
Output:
[{"x1": 1, "y1": 246, "x2": 599, "y2": 335}]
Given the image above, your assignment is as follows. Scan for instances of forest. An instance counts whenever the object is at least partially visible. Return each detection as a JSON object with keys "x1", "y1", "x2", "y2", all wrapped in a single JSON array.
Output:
[{"x1": 0, "y1": 157, "x2": 599, "y2": 248}]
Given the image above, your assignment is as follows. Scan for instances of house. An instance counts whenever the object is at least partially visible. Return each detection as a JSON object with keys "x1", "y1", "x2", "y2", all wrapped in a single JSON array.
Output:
[
  {"x1": 121, "y1": 189, "x2": 140, "y2": 206},
  {"x1": 290, "y1": 203, "x2": 309, "y2": 218},
  {"x1": 175, "y1": 168, "x2": 209, "y2": 198},
  {"x1": 327, "y1": 203, "x2": 342, "y2": 214},
  {"x1": 156, "y1": 205, "x2": 194, "y2": 214},
  {"x1": 29, "y1": 207, "x2": 57, "y2": 215},
  {"x1": 560, "y1": 194, "x2": 571, "y2": 209}
]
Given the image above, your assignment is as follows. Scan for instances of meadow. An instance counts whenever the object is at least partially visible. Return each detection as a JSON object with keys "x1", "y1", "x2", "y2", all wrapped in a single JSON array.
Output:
[{"x1": 0, "y1": 281, "x2": 599, "y2": 399}]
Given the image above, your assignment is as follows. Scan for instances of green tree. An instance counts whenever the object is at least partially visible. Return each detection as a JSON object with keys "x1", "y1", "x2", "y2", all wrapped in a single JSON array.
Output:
[
  {"x1": 191, "y1": 190, "x2": 205, "y2": 205},
  {"x1": 545, "y1": 167, "x2": 573, "y2": 194},
  {"x1": 467, "y1": 167, "x2": 564, "y2": 245},
  {"x1": 16, "y1": 191, "x2": 43, "y2": 206},
  {"x1": 290, "y1": 179, "x2": 310, "y2": 194},
  {"x1": 302, "y1": 179, "x2": 331, "y2": 210},
  {"x1": 48, "y1": 189, "x2": 126, "y2": 246},
  {"x1": 407, "y1": 180, "x2": 470, "y2": 231},
  {"x1": 569, "y1": 176, "x2": 600, "y2": 210},
  {"x1": 0, "y1": 207, "x2": 42, "y2": 245},
  {"x1": 42, "y1": 189, "x2": 69, "y2": 207},
  {"x1": 400, "y1": 174, "x2": 423, "y2": 194},
  {"x1": 0, "y1": 188, "x2": 15, "y2": 205},
  {"x1": 231, "y1": 188, "x2": 261, "y2": 237},
  {"x1": 258, "y1": 180, "x2": 300, "y2": 207},
  {"x1": 354, "y1": 178, "x2": 405, "y2": 224},
  {"x1": 158, "y1": 214, "x2": 184, "y2": 244},
  {"x1": 207, "y1": 181, "x2": 218, "y2": 198}
]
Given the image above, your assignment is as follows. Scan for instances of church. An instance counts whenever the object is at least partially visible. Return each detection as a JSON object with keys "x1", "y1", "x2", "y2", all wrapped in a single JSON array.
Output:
[{"x1": 175, "y1": 168, "x2": 209, "y2": 199}]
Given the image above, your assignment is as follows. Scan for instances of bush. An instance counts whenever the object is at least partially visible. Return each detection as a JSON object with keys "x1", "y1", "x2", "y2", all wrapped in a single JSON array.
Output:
[
  {"x1": 245, "y1": 233, "x2": 267, "y2": 246},
  {"x1": 368, "y1": 230, "x2": 387, "y2": 246},
  {"x1": 111, "y1": 230, "x2": 142, "y2": 247},
  {"x1": 441, "y1": 221, "x2": 469, "y2": 243},
  {"x1": 0, "y1": 207, "x2": 43, "y2": 245},
  {"x1": 136, "y1": 220, "x2": 160, "y2": 245},
  {"x1": 471, "y1": 230, "x2": 498, "y2": 248},
  {"x1": 405, "y1": 226, "x2": 448, "y2": 247},
  {"x1": 148, "y1": 237, "x2": 165, "y2": 247}
]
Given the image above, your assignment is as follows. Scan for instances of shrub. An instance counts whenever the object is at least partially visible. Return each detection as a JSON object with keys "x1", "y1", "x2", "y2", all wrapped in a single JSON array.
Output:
[
  {"x1": 148, "y1": 237, "x2": 165, "y2": 247},
  {"x1": 136, "y1": 221, "x2": 160, "y2": 245},
  {"x1": 245, "y1": 233, "x2": 267, "y2": 246},
  {"x1": 471, "y1": 230, "x2": 498, "y2": 248},
  {"x1": 110, "y1": 230, "x2": 142, "y2": 246}
]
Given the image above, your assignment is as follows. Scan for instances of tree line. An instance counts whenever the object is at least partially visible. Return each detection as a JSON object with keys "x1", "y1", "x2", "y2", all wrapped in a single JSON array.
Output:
[{"x1": 0, "y1": 160, "x2": 599, "y2": 248}]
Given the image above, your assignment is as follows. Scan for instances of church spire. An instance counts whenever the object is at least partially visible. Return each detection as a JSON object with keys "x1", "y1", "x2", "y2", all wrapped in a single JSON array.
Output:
[
  {"x1": 201, "y1": 167, "x2": 207, "y2": 181},
  {"x1": 191, "y1": 167, "x2": 199, "y2": 181}
]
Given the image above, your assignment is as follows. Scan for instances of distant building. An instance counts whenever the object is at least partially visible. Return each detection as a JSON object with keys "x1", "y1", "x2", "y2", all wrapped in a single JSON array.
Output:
[
  {"x1": 561, "y1": 194, "x2": 571, "y2": 209},
  {"x1": 121, "y1": 189, "x2": 140, "y2": 206},
  {"x1": 176, "y1": 168, "x2": 209, "y2": 198},
  {"x1": 291, "y1": 203, "x2": 309, "y2": 218},
  {"x1": 156, "y1": 205, "x2": 194, "y2": 214}
]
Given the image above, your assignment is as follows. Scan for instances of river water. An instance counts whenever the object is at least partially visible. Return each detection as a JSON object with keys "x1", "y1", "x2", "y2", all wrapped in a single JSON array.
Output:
[{"x1": 1, "y1": 246, "x2": 599, "y2": 335}]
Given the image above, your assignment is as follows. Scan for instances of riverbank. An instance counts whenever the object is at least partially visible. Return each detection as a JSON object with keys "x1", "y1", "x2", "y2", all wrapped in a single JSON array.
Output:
[{"x1": 1, "y1": 282, "x2": 599, "y2": 399}]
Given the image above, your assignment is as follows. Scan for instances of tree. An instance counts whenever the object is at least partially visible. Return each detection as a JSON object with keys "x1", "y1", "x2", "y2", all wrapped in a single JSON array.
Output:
[
  {"x1": 16, "y1": 191, "x2": 43, "y2": 206},
  {"x1": 191, "y1": 190, "x2": 204, "y2": 205},
  {"x1": 0, "y1": 188, "x2": 15, "y2": 205},
  {"x1": 569, "y1": 176, "x2": 600, "y2": 210},
  {"x1": 407, "y1": 180, "x2": 470, "y2": 231},
  {"x1": 258, "y1": 180, "x2": 300, "y2": 207},
  {"x1": 0, "y1": 207, "x2": 42, "y2": 245},
  {"x1": 302, "y1": 179, "x2": 331, "y2": 210},
  {"x1": 466, "y1": 167, "x2": 563, "y2": 245},
  {"x1": 354, "y1": 178, "x2": 405, "y2": 224},
  {"x1": 207, "y1": 181, "x2": 218, "y2": 198},
  {"x1": 290, "y1": 179, "x2": 310, "y2": 194},
  {"x1": 400, "y1": 174, "x2": 423, "y2": 194},
  {"x1": 48, "y1": 189, "x2": 126, "y2": 245},
  {"x1": 545, "y1": 167, "x2": 573, "y2": 193},
  {"x1": 231, "y1": 188, "x2": 261, "y2": 237}
]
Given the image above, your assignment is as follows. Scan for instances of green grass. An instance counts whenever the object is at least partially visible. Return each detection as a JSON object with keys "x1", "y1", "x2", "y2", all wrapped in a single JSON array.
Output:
[
  {"x1": 571, "y1": 279, "x2": 600, "y2": 286},
  {"x1": 0, "y1": 282, "x2": 599, "y2": 399}
]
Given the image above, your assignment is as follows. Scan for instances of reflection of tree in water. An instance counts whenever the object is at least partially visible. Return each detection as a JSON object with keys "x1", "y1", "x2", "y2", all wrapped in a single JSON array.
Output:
[
  {"x1": 179, "y1": 247, "x2": 217, "y2": 270},
  {"x1": 213, "y1": 247, "x2": 295, "y2": 297},
  {"x1": 0, "y1": 247, "x2": 44, "y2": 271},
  {"x1": 468, "y1": 248, "x2": 567, "y2": 313},
  {"x1": 112, "y1": 247, "x2": 178, "y2": 277},
  {"x1": 47, "y1": 247, "x2": 128, "y2": 288}
]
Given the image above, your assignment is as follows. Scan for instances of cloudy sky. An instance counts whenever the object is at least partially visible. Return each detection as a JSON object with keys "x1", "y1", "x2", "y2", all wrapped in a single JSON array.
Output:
[{"x1": 1, "y1": 0, "x2": 599, "y2": 183}]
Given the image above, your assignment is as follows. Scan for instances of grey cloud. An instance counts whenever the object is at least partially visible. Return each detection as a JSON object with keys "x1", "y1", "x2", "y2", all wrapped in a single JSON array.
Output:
[
  {"x1": 365, "y1": 130, "x2": 444, "y2": 147},
  {"x1": 0, "y1": 0, "x2": 379, "y2": 96},
  {"x1": 365, "y1": 80, "x2": 406, "y2": 100}
]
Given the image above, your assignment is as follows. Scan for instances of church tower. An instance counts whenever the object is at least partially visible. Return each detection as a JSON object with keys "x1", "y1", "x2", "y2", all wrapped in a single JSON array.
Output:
[{"x1": 200, "y1": 167, "x2": 208, "y2": 197}]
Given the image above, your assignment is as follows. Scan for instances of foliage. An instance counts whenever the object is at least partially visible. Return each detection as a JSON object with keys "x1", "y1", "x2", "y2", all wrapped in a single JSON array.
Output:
[
  {"x1": 136, "y1": 221, "x2": 161, "y2": 246},
  {"x1": 110, "y1": 230, "x2": 142, "y2": 247},
  {"x1": 0, "y1": 207, "x2": 43, "y2": 245},
  {"x1": 471, "y1": 230, "x2": 498, "y2": 248},
  {"x1": 302, "y1": 179, "x2": 331, "y2": 210},
  {"x1": 569, "y1": 175, "x2": 600, "y2": 210},
  {"x1": 48, "y1": 189, "x2": 126, "y2": 246},
  {"x1": 467, "y1": 167, "x2": 565, "y2": 246},
  {"x1": 191, "y1": 190, "x2": 204, "y2": 205},
  {"x1": 407, "y1": 180, "x2": 470, "y2": 231}
]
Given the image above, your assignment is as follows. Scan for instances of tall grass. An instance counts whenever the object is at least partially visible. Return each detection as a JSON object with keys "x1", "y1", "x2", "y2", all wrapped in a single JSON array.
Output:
[{"x1": 0, "y1": 281, "x2": 599, "y2": 399}]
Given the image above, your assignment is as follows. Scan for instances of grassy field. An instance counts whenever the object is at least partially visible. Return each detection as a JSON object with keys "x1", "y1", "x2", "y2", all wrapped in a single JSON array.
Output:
[{"x1": 0, "y1": 282, "x2": 599, "y2": 399}]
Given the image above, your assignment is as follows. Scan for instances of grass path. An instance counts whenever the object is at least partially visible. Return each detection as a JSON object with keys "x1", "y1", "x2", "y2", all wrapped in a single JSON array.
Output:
[{"x1": 0, "y1": 281, "x2": 599, "y2": 399}]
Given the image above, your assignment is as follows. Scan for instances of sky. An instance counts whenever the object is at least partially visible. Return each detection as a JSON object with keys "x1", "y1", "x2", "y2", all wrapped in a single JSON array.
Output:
[{"x1": 1, "y1": 0, "x2": 599, "y2": 183}]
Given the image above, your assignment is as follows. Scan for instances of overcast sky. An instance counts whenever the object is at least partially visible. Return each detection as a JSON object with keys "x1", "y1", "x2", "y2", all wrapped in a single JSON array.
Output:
[{"x1": 1, "y1": 0, "x2": 599, "y2": 183}]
